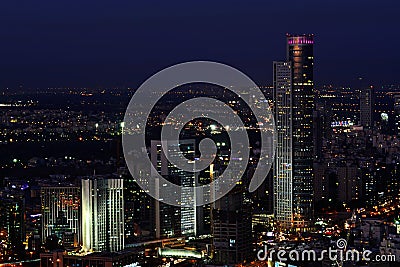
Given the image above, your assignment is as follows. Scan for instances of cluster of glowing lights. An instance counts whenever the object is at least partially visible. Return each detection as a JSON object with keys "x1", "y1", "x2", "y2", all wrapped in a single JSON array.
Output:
[
  {"x1": 287, "y1": 37, "x2": 314, "y2": 45},
  {"x1": 331, "y1": 120, "x2": 354, "y2": 128}
]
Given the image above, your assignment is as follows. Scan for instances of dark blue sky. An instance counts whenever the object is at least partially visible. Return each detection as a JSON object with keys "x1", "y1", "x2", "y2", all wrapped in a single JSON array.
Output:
[{"x1": 0, "y1": 0, "x2": 398, "y2": 88}]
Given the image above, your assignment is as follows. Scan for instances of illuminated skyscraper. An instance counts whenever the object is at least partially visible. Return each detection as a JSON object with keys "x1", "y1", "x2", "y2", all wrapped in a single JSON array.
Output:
[
  {"x1": 81, "y1": 177, "x2": 124, "y2": 252},
  {"x1": 287, "y1": 34, "x2": 314, "y2": 229},
  {"x1": 273, "y1": 61, "x2": 293, "y2": 229},
  {"x1": 394, "y1": 94, "x2": 400, "y2": 135},
  {"x1": 151, "y1": 139, "x2": 197, "y2": 238},
  {"x1": 273, "y1": 34, "x2": 314, "y2": 230},
  {"x1": 0, "y1": 192, "x2": 25, "y2": 260},
  {"x1": 41, "y1": 187, "x2": 80, "y2": 247},
  {"x1": 360, "y1": 86, "x2": 374, "y2": 128}
]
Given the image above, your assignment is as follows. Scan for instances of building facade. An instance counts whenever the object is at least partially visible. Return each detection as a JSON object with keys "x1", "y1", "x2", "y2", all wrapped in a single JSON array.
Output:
[
  {"x1": 150, "y1": 139, "x2": 197, "y2": 238},
  {"x1": 273, "y1": 34, "x2": 315, "y2": 230},
  {"x1": 273, "y1": 61, "x2": 293, "y2": 229},
  {"x1": 0, "y1": 193, "x2": 25, "y2": 261},
  {"x1": 394, "y1": 94, "x2": 400, "y2": 135},
  {"x1": 40, "y1": 250, "x2": 141, "y2": 267},
  {"x1": 82, "y1": 177, "x2": 124, "y2": 252},
  {"x1": 286, "y1": 34, "x2": 315, "y2": 229},
  {"x1": 212, "y1": 186, "x2": 252, "y2": 265},
  {"x1": 41, "y1": 187, "x2": 80, "y2": 246},
  {"x1": 360, "y1": 86, "x2": 374, "y2": 128}
]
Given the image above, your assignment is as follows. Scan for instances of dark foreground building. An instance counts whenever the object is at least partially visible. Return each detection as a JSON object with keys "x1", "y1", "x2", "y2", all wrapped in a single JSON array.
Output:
[
  {"x1": 212, "y1": 186, "x2": 252, "y2": 264},
  {"x1": 40, "y1": 250, "x2": 141, "y2": 267}
]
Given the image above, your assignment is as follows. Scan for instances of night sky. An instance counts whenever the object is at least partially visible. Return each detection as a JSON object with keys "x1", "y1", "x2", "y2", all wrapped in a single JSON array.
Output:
[{"x1": 0, "y1": 0, "x2": 398, "y2": 88}]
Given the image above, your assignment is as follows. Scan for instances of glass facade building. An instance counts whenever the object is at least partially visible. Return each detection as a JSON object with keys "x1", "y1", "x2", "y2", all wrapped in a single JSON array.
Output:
[
  {"x1": 287, "y1": 34, "x2": 314, "y2": 228},
  {"x1": 150, "y1": 139, "x2": 197, "y2": 238},
  {"x1": 273, "y1": 34, "x2": 314, "y2": 230},
  {"x1": 41, "y1": 187, "x2": 80, "y2": 246},
  {"x1": 81, "y1": 177, "x2": 124, "y2": 252},
  {"x1": 273, "y1": 61, "x2": 293, "y2": 229},
  {"x1": 287, "y1": 34, "x2": 314, "y2": 229},
  {"x1": 360, "y1": 86, "x2": 374, "y2": 128}
]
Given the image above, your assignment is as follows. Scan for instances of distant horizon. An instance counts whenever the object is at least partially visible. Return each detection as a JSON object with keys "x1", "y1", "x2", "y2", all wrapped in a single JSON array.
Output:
[{"x1": 0, "y1": 81, "x2": 399, "y2": 91}]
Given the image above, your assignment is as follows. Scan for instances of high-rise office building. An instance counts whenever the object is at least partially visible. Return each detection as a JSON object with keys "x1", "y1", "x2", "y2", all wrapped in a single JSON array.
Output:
[
  {"x1": 0, "y1": 192, "x2": 25, "y2": 260},
  {"x1": 41, "y1": 187, "x2": 80, "y2": 247},
  {"x1": 362, "y1": 162, "x2": 395, "y2": 208},
  {"x1": 273, "y1": 61, "x2": 293, "y2": 229},
  {"x1": 81, "y1": 177, "x2": 124, "y2": 252},
  {"x1": 150, "y1": 140, "x2": 197, "y2": 238},
  {"x1": 273, "y1": 34, "x2": 314, "y2": 231},
  {"x1": 393, "y1": 94, "x2": 400, "y2": 135},
  {"x1": 212, "y1": 185, "x2": 252, "y2": 265},
  {"x1": 313, "y1": 163, "x2": 337, "y2": 204},
  {"x1": 287, "y1": 34, "x2": 314, "y2": 229},
  {"x1": 337, "y1": 165, "x2": 362, "y2": 204},
  {"x1": 360, "y1": 86, "x2": 374, "y2": 128},
  {"x1": 120, "y1": 166, "x2": 154, "y2": 242},
  {"x1": 313, "y1": 109, "x2": 324, "y2": 161}
]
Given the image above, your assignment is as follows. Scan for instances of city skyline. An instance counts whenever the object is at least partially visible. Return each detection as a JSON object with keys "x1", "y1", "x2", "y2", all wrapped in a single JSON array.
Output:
[{"x1": 1, "y1": 2, "x2": 400, "y2": 265}]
